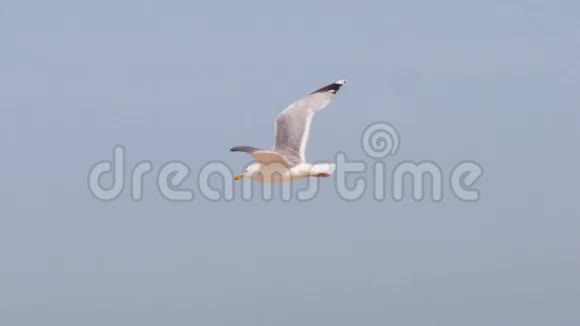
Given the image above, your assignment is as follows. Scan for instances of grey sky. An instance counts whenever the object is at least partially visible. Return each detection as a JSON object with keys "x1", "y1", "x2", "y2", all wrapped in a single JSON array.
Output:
[{"x1": 1, "y1": 1, "x2": 579, "y2": 325}]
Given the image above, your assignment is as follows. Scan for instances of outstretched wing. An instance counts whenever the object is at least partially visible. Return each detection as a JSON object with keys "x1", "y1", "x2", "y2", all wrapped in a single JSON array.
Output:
[
  {"x1": 273, "y1": 80, "x2": 346, "y2": 165},
  {"x1": 230, "y1": 146, "x2": 291, "y2": 167}
]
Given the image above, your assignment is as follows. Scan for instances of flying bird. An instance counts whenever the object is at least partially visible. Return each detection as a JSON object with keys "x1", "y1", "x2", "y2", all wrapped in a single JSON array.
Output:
[{"x1": 231, "y1": 80, "x2": 346, "y2": 183}]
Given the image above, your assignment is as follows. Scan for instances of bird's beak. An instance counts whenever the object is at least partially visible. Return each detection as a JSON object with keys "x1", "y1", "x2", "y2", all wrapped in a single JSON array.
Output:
[{"x1": 234, "y1": 174, "x2": 243, "y2": 181}]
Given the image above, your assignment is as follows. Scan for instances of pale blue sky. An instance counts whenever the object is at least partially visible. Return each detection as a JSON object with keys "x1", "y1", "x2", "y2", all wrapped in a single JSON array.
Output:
[{"x1": 0, "y1": 1, "x2": 579, "y2": 325}]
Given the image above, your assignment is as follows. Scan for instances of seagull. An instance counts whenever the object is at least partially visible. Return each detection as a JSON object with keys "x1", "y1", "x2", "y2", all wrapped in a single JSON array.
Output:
[{"x1": 231, "y1": 79, "x2": 346, "y2": 183}]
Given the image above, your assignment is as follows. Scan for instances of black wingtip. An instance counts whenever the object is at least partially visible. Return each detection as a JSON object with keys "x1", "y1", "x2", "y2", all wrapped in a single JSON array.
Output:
[
  {"x1": 311, "y1": 79, "x2": 347, "y2": 95},
  {"x1": 230, "y1": 146, "x2": 262, "y2": 153}
]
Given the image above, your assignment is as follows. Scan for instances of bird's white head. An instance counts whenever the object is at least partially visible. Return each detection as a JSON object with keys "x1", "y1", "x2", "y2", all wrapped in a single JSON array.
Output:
[{"x1": 234, "y1": 163, "x2": 261, "y2": 181}]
